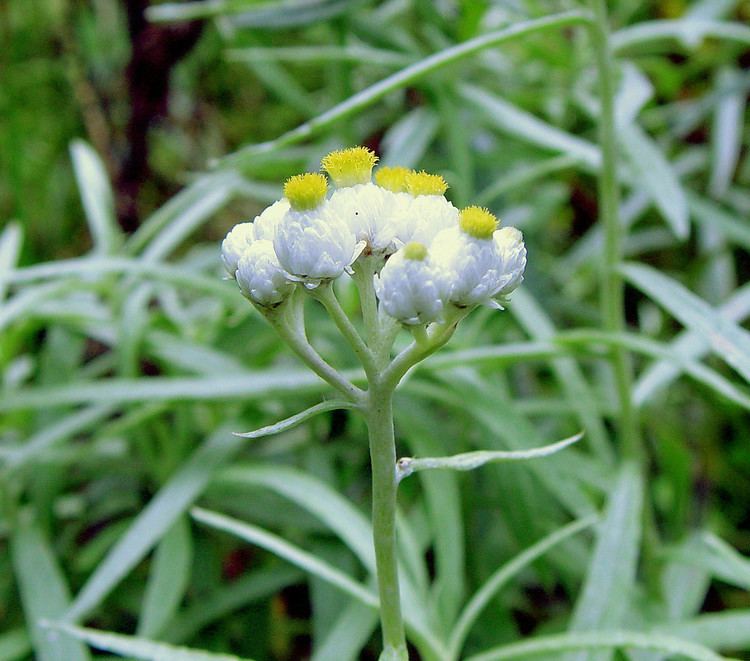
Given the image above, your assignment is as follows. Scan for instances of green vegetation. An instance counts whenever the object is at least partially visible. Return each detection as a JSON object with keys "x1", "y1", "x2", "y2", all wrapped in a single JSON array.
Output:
[{"x1": 2, "y1": 1, "x2": 750, "y2": 659}]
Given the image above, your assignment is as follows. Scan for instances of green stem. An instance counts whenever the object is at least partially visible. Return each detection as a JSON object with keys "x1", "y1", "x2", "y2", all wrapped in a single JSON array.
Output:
[
  {"x1": 265, "y1": 296, "x2": 364, "y2": 403},
  {"x1": 313, "y1": 283, "x2": 378, "y2": 377},
  {"x1": 589, "y1": 1, "x2": 642, "y2": 462},
  {"x1": 367, "y1": 379, "x2": 408, "y2": 661}
]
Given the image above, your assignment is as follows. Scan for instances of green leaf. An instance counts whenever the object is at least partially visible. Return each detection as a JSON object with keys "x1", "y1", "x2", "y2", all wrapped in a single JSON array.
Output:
[
  {"x1": 233, "y1": 400, "x2": 358, "y2": 438},
  {"x1": 0, "y1": 628, "x2": 30, "y2": 661},
  {"x1": 666, "y1": 532, "x2": 750, "y2": 591},
  {"x1": 11, "y1": 518, "x2": 90, "y2": 661},
  {"x1": 689, "y1": 193, "x2": 750, "y2": 252},
  {"x1": 655, "y1": 610, "x2": 750, "y2": 650},
  {"x1": 0, "y1": 221, "x2": 22, "y2": 302},
  {"x1": 568, "y1": 464, "x2": 643, "y2": 661},
  {"x1": 219, "y1": 11, "x2": 593, "y2": 169},
  {"x1": 311, "y1": 601, "x2": 378, "y2": 661},
  {"x1": 464, "y1": 630, "x2": 733, "y2": 661},
  {"x1": 634, "y1": 282, "x2": 750, "y2": 404},
  {"x1": 69, "y1": 140, "x2": 121, "y2": 254},
  {"x1": 66, "y1": 427, "x2": 242, "y2": 622},
  {"x1": 44, "y1": 622, "x2": 252, "y2": 661},
  {"x1": 137, "y1": 517, "x2": 193, "y2": 639},
  {"x1": 709, "y1": 68, "x2": 745, "y2": 197},
  {"x1": 397, "y1": 432, "x2": 583, "y2": 479},
  {"x1": 612, "y1": 18, "x2": 750, "y2": 53},
  {"x1": 622, "y1": 262, "x2": 750, "y2": 384},
  {"x1": 449, "y1": 516, "x2": 597, "y2": 660},
  {"x1": 191, "y1": 507, "x2": 378, "y2": 607},
  {"x1": 380, "y1": 108, "x2": 440, "y2": 169},
  {"x1": 618, "y1": 124, "x2": 689, "y2": 239}
]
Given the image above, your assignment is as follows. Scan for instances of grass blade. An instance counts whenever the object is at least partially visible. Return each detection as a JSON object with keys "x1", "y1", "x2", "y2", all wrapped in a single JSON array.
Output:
[
  {"x1": 449, "y1": 516, "x2": 597, "y2": 660},
  {"x1": 11, "y1": 518, "x2": 90, "y2": 661},
  {"x1": 465, "y1": 631, "x2": 732, "y2": 661},
  {"x1": 567, "y1": 464, "x2": 643, "y2": 661},
  {"x1": 44, "y1": 622, "x2": 251, "y2": 661},
  {"x1": 69, "y1": 140, "x2": 121, "y2": 254},
  {"x1": 66, "y1": 427, "x2": 241, "y2": 622},
  {"x1": 622, "y1": 262, "x2": 750, "y2": 384}
]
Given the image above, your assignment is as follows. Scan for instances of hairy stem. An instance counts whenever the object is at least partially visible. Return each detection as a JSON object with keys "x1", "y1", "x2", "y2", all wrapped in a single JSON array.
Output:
[{"x1": 367, "y1": 379, "x2": 408, "y2": 661}]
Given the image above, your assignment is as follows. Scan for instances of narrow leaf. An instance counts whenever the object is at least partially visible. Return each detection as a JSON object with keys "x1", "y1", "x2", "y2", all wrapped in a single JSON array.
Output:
[
  {"x1": 568, "y1": 464, "x2": 643, "y2": 661},
  {"x1": 233, "y1": 400, "x2": 358, "y2": 438},
  {"x1": 622, "y1": 262, "x2": 750, "y2": 384},
  {"x1": 11, "y1": 519, "x2": 90, "y2": 661},
  {"x1": 397, "y1": 432, "x2": 582, "y2": 480},
  {"x1": 70, "y1": 140, "x2": 121, "y2": 254},
  {"x1": 44, "y1": 622, "x2": 251, "y2": 661},
  {"x1": 618, "y1": 124, "x2": 689, "y2": 239},
  {"x1": 137, "y1": 517, "x2": 193, "y2": 638},
  {"x1": 465, "y1": 630, "x2": 731, "y2": 661},
  {"x1": 66, "y1": 427, "x2": 241, "y2": 622}
]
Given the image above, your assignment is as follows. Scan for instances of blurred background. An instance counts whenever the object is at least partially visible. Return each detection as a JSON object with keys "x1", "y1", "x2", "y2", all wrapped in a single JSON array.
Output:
[{"x1": 2, "y1": 1, "x2": 750, "y2": 660}]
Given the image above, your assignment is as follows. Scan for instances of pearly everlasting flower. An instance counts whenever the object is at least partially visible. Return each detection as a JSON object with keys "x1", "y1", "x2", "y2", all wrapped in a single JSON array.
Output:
[
  {"x1": 253, "y1": 198, "x2": 290, "y2": 241},
  {"x1": 431, "y1": 206, "x2": 522, "y2": 307},
  {"x1": 395, "y1": 171, "x2": 458, "y2": 246},
  {"x1": 221, "y1": 222, "x2": 255, "y2": 276},
  {"x1": 321, "y1": 146, "x2": 379, "y2": 188},
  {"x1": 493, "y1": 226, "x2": 527, "y2": 299},
  {"x1": 236, "y1": 239, "x2": 294, "y2": 307},
  {"x1": 273, "y1": 173, "x2": 358, "y2": 284},
  {"x1": 374, "y1": 242, "x2": 444, "y2": 325}
]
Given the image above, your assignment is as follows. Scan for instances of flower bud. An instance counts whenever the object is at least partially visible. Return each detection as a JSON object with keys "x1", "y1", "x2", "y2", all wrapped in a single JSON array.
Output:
[
  {"x1": 235, "y1": 240, "x2": 294, "y2": 307},
  {"x1": 221, "y1": 222, "x2": 255, "y2": 277},
  {"x1": 374, "y1": 242, "x2": 444, "y2": 325}
]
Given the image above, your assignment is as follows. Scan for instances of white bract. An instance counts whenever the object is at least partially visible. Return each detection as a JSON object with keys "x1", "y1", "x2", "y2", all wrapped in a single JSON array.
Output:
[
  {"x1": 374, "y1": 243, "x2": 444, "y2": 325},
  {"x1": 494, "y1": 226, "x2": 527, "y2": 298},
  {"x1": 253, "y1": 198, "x2": 289, "y2": 241},
  {"x1": 236, "y1": 240, "x2": 294, "y2": 306},
  {"x1": 221, "y1": 222, "x2": 255, "y2": 276}
]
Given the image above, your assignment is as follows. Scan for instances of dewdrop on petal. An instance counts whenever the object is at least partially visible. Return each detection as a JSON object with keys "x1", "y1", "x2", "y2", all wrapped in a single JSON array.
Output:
[
  {"x1": 374, "y1": 242, "x2": 444, "y2": 325},
  {"x1": 431, "y1": 206, "x2": 518, "y2": 307},
  {"x1": 397, "y1": 170, "x2": 459, "y2": 246},
  {"x1": 273, "y1": 173, "x2": 358, "y2": 284},
  {"x1": 236, "y1": 240, "x2": 294, "y2": 307},
  {"x1": 221, "y1": 222, "x2": 255, "y2": 276},
  {"x1": 493, "y1": 226, "x2": 527, "y2": 299}
]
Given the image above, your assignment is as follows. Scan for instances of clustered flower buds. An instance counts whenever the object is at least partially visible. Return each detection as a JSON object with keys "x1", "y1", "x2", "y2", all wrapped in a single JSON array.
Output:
[{"x1": 221, "y1": 147, "x2": 526, "y2": 324}]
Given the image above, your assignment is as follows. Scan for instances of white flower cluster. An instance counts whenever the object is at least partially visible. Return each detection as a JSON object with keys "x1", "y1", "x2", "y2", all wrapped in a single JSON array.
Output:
[{"x1": 221, "y1": 147, "x2": 526, "y2": 325}]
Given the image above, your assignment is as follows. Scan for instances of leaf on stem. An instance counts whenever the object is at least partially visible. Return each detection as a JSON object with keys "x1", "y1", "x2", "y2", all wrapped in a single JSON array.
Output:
[
  {"x1": 233, "y1": 400, "x2": 358, "y2": 438},
  {"x1": 396, "y1": 432, "x2": 583, "y2": 481},
  {"x1": 41, "y1": 621, "x2": 251, "y2": 661}
]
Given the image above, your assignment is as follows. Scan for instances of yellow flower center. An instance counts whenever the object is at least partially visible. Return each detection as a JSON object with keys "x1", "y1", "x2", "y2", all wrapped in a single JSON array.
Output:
[
  {"x1": 321, "y1": 146, "x2": 378, "y2": 187},
  {"x1": 375, "y1": 166, "x2": 413, "y2": 193},
  {"x1": 403, "y1": 242, "x2": 428, "y2": 261},
  {"x1": 459, "y1": 206, "x2": 498, "y2": 239},
  {"x1": 284, "y1": 173, "x2": 328, "y2": 211},
  {"x1": 405, "y1": 170, "x2": 448, "y2": 196}
]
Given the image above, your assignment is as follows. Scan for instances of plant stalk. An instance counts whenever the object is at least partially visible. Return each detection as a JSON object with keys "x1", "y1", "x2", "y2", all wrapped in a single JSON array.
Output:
[
  {"x1": 367, "y1": 378, "x2": 408, "y2": 661},
  {"x1": 589, "y1": 0, "x2": 642, "y2": 462}
]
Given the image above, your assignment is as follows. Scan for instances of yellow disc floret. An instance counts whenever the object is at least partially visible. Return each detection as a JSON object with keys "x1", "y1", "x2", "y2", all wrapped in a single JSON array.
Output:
[
  {"x1": 321, "y1": 146, "x2": 378, "y2": 187},
  {"x1": 375, "y1": 166, "x2": 412, "y2": 193},
  {"x1": 459, "y1": 206, "x2": 498, "y2": 239},
  {"x1": 405, "y1": 170, "x2": 448, "y2": 196},
  {"x1": 403, "y1": 242, "x2": 428, "y2": 261},
  {"x1": 284, "y1": 173, "x2": 328, "y2": 211}
]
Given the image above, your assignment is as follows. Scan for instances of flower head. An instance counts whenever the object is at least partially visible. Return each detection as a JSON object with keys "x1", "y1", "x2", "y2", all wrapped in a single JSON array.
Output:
[
  {"x1": 493, "y1": 226, "x2": 527, "y2": 299},
  {"x1": 284, "y1": 173, "x2": 328, "y2": 211},
  {"x1": 374, "y1": 242, "x2": 444, "y2": 325},
  {"x1": 221, "y1": 222, "x2": 255, "y2": 276},
  {"x1": 375, "y1": 166, "x2": 412, "y2": 193},
  {"x1": 405, "y1": 171, "x2": 448, "y2": 197},
  {"x1": 236, "y1": 240, "x2": 294, "y2": 307},
  {"x1": 321, "y1": 147, "x2": 378, "y2": 188},
  {"x1": 253, "y1": 198, "x2": 290, "y2": 241},
  {"x1": 430, "y1": 207, "x2": 522, "y2": 308}
]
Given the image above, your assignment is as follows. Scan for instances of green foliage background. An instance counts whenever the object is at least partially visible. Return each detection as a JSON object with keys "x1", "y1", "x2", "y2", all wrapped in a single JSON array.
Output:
[{"x1": 2, "y1": 0, "x2": 750, "y2": 659}]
